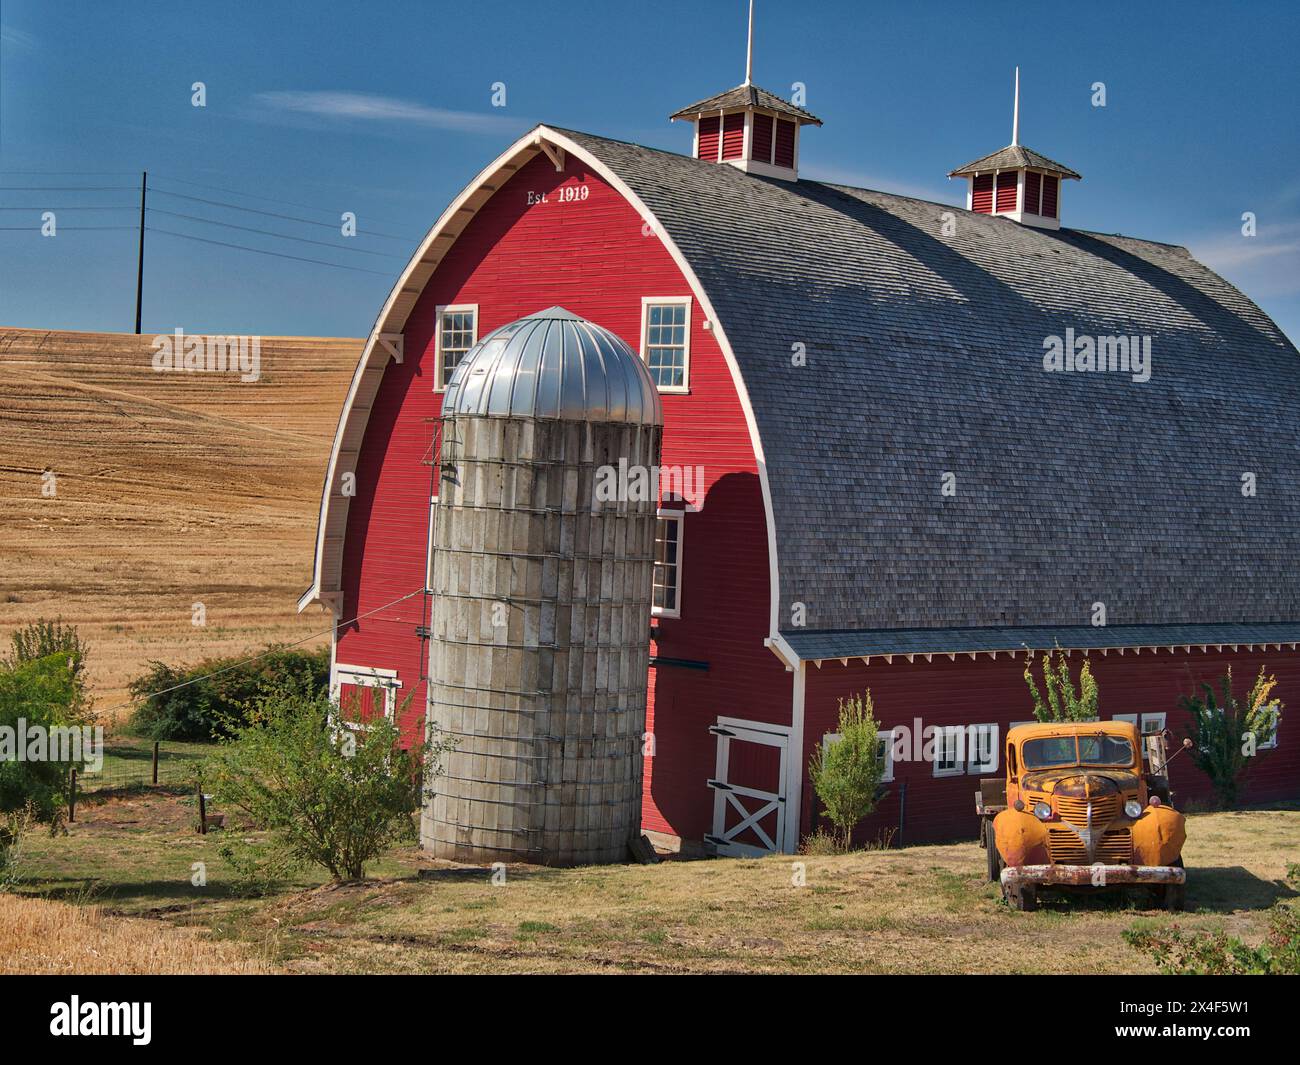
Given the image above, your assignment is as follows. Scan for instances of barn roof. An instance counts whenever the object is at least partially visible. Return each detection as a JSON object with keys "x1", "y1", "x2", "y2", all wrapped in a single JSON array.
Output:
[
  {"x1": 669, "y1": 83, "x2": 822, "y2": 125},
  {"x1": 555, "y1": 129, "x2": 1300, "y2": 651},
  {"x1": 948, "y1": 143, "x2": 1081, "y2": 179}
]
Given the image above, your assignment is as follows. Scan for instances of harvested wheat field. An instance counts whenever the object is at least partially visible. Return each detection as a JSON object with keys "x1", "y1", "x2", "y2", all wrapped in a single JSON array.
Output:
[
  {"x1": 0, "y1": 894, "x2": 274, "y2": 974},
  {"x1": 0, "y1": 327, "x2": 361, "y2": 713}
]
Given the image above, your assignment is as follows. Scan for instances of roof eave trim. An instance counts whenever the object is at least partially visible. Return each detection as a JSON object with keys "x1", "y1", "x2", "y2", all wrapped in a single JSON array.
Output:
[{"x1": 301, "y1": 127, "x2": 549, "y2": 612}]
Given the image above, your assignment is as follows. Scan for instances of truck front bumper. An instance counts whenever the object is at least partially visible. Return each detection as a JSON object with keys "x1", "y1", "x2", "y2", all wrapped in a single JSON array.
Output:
[{"x1": 1001, "y1": 864, "x2": 1185, "y2": 888}]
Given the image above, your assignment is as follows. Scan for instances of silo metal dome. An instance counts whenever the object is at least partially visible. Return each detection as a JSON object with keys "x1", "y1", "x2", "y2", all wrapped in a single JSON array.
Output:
[{"x1": 442, "y1": 306, "x2": 662, "y2": 425}]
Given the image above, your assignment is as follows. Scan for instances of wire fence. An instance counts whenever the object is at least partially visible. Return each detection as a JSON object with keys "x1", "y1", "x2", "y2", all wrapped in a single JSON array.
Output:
[{"x1": 74, "y1": 740, "x2": 208, "y2": 796}]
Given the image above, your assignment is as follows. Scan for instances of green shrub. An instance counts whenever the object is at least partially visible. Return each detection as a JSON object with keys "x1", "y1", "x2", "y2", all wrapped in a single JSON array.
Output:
[
  {"x1": 203, "y1": 679, "x2": 449, "y2": 883},
  {"x1": 127, "y1": 645, "x2": 330, "y2": 741},
  {"x1": 1023, "y1": 648, "x2": 1099, "y2": 722},
  {"x1": 1125, "y1": 905, "x2": 1300, "y2": 975},
  {"x1": 1180, "y1": 667, "x2": 1282, "y2": 808},
  {"x1": 7, "y1": 619, "x2": 90, "y2": 714},
  {"x1": 0, "y1": 652, "x2": 87, "y2": 823},
  {"x1": 808, "y1": 692, "x2": 884, "y2": 851}
]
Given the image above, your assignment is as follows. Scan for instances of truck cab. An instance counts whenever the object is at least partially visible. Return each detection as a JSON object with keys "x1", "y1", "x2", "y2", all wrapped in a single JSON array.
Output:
[{"x1": 977, "y1": 720, "x2": 1186, "y2": 911}]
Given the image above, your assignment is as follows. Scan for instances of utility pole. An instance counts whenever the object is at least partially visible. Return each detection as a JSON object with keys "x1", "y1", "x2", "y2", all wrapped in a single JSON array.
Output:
[{"x1": 134, "y1": 170, "x2": 147, "y2": 334}]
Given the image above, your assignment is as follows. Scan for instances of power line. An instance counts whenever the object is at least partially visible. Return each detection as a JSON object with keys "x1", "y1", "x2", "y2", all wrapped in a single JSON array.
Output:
[
  {"x1": 0, "y1": 205, "x2": 134, "y2": 211},
  {"x1": 0, "y1": 225, "x2": 134, "y2": 231},
  {"x1": 149, "y1": 187, "x2": 415, "y2": 241},
  {"x1": 151, "y1": 172, "x2": 416, "y2": 231},
  {"x1": 147, "y1": 225, "x2": 393, "y2": 276},
  {"x1": 91, "y1": 587, "x2": 428, "y2": 719},
  {"x1": 0, "y1": 184, "x2": 138, "y2": 191},
  {"x1": 147, "y1": 206, "x2": 406, "y2": 259}
]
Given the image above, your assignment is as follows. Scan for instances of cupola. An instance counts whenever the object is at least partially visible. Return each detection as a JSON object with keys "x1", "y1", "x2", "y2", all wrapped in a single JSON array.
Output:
[
  {"x1": 669, "y1": 1, "x2": 821, "y2": 181},
  {"x1": 949, "y1": 68, "x2": 1081, "y2": 230}
]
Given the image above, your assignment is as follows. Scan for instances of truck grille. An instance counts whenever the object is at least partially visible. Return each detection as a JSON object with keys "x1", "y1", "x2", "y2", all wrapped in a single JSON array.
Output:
[
  {"x1": 1055, "y1": 794, "x2": 1120, "y2": 827},
  {"x1": 1046, "y1": 827, "x2": 1133, "y2": 864}
]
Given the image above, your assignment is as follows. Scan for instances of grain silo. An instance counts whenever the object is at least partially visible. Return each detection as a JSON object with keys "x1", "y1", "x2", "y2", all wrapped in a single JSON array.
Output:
[{"x1": 421, "y1": 307, "x2": 664, "y2": 866}]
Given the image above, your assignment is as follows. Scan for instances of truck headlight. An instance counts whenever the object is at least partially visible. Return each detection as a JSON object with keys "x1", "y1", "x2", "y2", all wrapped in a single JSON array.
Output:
[
  {"x1": 1124, "y1": 799, "x2": 1142, "y2": 819},
  {"x1": 1032, "y1": 801, "x2": 1052, "y2": 821}
]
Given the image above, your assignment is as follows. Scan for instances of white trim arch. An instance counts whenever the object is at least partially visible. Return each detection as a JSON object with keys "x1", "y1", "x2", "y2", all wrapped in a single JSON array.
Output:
[{"x1": 299, "y1": 125, "x2": 785, "y2": 660}]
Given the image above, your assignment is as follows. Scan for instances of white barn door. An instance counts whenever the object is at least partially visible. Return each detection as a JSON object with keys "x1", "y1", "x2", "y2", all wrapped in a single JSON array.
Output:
[{"x1": 705, "y1": 717, "x2": 789, "y2": 857}]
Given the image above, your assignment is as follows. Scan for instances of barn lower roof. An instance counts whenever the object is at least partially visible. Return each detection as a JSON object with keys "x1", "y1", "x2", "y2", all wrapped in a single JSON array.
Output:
[
  {"x1": 558, "y1": 129, "x2": 1300, "y2": 636},
  {"x1": 782, "y1": 622, "x2": 1300, "y2": 661}
]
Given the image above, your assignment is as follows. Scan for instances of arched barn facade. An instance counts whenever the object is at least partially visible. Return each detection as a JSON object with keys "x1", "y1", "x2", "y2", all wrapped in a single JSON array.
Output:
[{"x1": 302, "y1": 92, "x2": 1300, "y2": 855}]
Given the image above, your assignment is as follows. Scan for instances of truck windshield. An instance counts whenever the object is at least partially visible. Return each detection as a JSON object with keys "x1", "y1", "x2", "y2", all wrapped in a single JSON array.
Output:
[{"x1": 1021, "y1": 734, "x2": 1134, "y2": 769}]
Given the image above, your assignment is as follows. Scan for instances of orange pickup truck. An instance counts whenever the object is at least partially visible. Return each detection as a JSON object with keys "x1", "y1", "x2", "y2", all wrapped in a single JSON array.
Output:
[{"x1": 976, "y1": 720, "x2": 1186, "y2": 911}]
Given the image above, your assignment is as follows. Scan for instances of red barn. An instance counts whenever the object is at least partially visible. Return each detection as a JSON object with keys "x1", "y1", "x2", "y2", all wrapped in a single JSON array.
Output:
[{"x1": 300, "y1": 65, "x2": 1300, "y2": 858}]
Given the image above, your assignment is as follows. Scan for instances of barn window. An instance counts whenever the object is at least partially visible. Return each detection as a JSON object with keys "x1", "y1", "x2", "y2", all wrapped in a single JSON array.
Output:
[
  {"x1": 721, "y1": 112, "x2": 745, "y2": 160},
  {"x1": 640, "y1": 297, "x2": 691, "y2": 392},
  {"x1": 333, "y1": 666, "x2": 401, "y2": 731},
  {"x1": 967, "y1": 724, "x2": 999, "y2": 775},
  {"x1": 933, "y1": 726, "x2": 965, "y2": 777},
  {"x1": 774, "y1": 119, "x2": 796, "y2": 169},
  {"x1": 652, "y1": 510, "x2": 684, "y2": 618},
  {"x1": 971, "y1": 174, "x2": 994, "y2": 214},
  {"x1": 435, "y1": 304, "x2": 477, "y2": 391},
  {"x1": 821, "y1": 727, "x2": 896, "y2": 782}
]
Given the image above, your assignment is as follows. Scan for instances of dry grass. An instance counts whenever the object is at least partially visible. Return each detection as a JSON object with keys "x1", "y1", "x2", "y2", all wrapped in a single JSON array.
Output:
[
  {"x1": 0, "y1": 327, "x2": 360, "y2": 715},
  {"x1": 14, "y1": 792, "x2": 1298, "y2": 974},
  {"x1": 0, "y1": 893, "x2": 274, "y2": 974}
]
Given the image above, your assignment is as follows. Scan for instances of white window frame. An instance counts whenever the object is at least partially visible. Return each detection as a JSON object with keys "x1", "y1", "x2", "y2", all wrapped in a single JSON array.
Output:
[
  {"x1": 651, "y1": 508, "x2": 684, "y2": 619},
  {"x1": 822, "y1": 727, "x2": 896, "y2": 783},
  {"x1": 640, "y1": 296, "x2": 691, "y2": 394},
  {"x1": 933, "y1": 725, "x2": 965, "y2": 777},
  {"x1": 434, "y1": 303, "x2": 478, "y2": 392},
  {"x1": 966, "y1": 723, "x2": 999, "y2": 775},
  {"x1": 1140, "y1": 712, "x2": 1166, "y2": 737},
  {"x1": 1258, "y1": 702, "x2": 1281, "y2": 750},
  {"x1": 332, "y1": 665, "x2": 401, "y2": 731}
]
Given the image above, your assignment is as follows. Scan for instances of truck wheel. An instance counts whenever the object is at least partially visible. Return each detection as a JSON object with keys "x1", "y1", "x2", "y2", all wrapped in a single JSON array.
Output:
[
  {"x1": 1161, "y1": 858, "x2": 1186, "y2": 912},
  {"x1": 984, "y1": 820, "x2": 1002, "y2": 883}
]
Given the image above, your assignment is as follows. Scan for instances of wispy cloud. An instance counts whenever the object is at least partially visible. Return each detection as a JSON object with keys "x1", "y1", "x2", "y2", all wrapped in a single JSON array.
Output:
[
  {"x1": 0, "y1": 25, "x2": 37, "y2": 52},
  {"x1": 1191, "y1": 220, "x2": 1300, "y2": 296},
  {"x1": 252, "y1": 90, "x2": 525, "y2": 136}
]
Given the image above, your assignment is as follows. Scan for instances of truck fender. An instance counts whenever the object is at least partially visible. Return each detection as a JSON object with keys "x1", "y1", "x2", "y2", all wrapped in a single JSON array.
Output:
[{"x1": 992, "y1": 808, "x2": 1050, "y2": 867}]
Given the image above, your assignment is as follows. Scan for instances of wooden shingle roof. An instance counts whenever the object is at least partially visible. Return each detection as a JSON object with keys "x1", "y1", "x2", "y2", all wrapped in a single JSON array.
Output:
[
  {"x1": 560, "y1": 129, "x2": 1300, "y2": 642},
  {"x1": 949, "y1": 143, "x2": 1082, "y2": 180},
  {"x1": 669, "y1": 83, "x2": 822, "y2": 125}
]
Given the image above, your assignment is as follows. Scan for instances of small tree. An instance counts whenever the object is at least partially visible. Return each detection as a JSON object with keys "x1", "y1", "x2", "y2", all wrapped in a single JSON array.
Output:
[
  {"x1": 1023, "y1": 648, "x2": 1099, "y2": 722},
  {"x1": 1180, "y1": 666, "x2": 1281, "y2": 808},
  {"x1": 8, "y1": 619, "x2": 90, "y2": 715},
  {"x1": 808, "y1": 692, "x2": 883, "y2": 852},
  {"x1": 203, "y1": 679, "x2": 450, "y2": 883},
  {"x1": 0, "y1": 652, "x2": 87, "y2": 824}
]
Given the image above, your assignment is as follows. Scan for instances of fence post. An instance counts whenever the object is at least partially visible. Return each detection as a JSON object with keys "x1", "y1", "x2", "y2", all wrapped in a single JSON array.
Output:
[
  {"x1": 196, "y1": 782, "x2": 207, "y2": 835},
  {"x1": 68, "y1": 769, "x2": 77, "y2": 823},
  {"x1": 152, "y1": 741, "x2": 160, "y2": 786}
]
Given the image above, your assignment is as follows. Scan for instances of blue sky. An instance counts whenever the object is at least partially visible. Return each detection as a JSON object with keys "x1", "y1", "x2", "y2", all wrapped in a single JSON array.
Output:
[{"x1": 2, "y1": 0, "x2": 1298, "y2": 342}]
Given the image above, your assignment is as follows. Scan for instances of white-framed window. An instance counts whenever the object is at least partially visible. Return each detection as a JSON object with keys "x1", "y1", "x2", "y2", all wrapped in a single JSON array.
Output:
[
  {"x1": 1140, "y1": 712, "x2": 1166, "y2": 737},
  {"x1": 821, "y1": 727, "x2": 896, "y2": 783},
  {"x1": 1258, "y1": 702, "x2": 1281, "y2": 750},
  {"x1": 434, "y1": 303, "x2": 477, "y2": 390},
  {"x1": 652, "y1": 509, "x2": 684, "y2": 618},
  {"x1": 967, "y1": 723, "x2": 999, "y2": 775},
  {"x1": 640, "y1": 296, "x2": 691, "y2": 393},
  {"x1": 933, "y1": 726, "x2": 965, "y2": 777},
  {"x1": 332, "y1": 665, "x2": 401, "y2": 730},
  {"x1": 1113, "y1": 713, "x2": 1138, "y2": 727}
]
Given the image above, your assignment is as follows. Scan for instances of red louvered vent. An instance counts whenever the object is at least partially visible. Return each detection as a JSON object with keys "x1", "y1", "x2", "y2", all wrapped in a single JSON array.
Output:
[
  {"x1": 697, "y1": 116, "x2": 721, "y2": 161},
  {"x1": 995, "y1": 172, "x2": 1018, "y2": 213},
  {"x1": 971, "y1": 174, "x2": 994, "y2": 213},
  {"x1": 1041, "y1": 175, "x2": 1059, "y2": 218},
  {"x1": 751, "y1": 113, "x2": 774, "y2": 164},
  {"x1": 774, "y1": 119, "x2": 796, "y2": 169},
  {"x1": 721, "y1": 113, "x2": 745, "y2": 160},
  {"x1": 1023, "y1": 172, "x2": 1042, "y2": 215}
]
